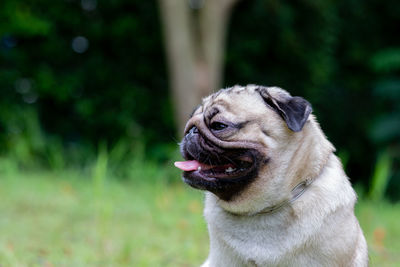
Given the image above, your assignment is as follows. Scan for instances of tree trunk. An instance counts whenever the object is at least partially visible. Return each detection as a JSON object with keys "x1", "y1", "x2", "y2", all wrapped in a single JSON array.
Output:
[{"x1": 158, "y1": 0, "x2": 240, "y2": 135}]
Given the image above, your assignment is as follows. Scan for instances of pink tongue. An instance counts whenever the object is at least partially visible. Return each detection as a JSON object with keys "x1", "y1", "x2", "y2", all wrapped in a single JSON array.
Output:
[{"x1": 174, "y1": 160, "x2": 201, "y2": 171}]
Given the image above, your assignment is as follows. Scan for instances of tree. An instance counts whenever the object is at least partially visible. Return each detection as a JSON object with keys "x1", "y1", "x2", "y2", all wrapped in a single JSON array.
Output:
[{"x1": 158, "y1": 0, "x2": 240, "y2": 133}]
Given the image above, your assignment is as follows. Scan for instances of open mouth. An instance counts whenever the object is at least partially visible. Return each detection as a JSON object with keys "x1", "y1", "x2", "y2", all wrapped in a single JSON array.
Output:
[
  {"x1": 175, "y1": 126, "x2": 265, "y2": 200},
  {"x1": 175, "y1": 155, "x2": 254, "y2": 180},
  {"x1": 174, "y1": 149, "x2": 260, "y2": 201}
]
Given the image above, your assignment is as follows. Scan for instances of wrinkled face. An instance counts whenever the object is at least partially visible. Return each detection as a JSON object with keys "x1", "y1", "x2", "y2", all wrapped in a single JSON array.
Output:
[{"x1": 176, "y1": 85, "x2": 312, "y2": 202}]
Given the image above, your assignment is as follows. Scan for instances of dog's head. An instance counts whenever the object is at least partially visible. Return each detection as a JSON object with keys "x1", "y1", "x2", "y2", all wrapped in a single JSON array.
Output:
[{"x1": 176, "y1": 85, "x2": 333, "y2": 214}]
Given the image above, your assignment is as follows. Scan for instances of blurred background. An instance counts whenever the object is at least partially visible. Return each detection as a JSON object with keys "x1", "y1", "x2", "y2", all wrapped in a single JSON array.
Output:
[{"x1": 0, "y1": 0, "x2": 399, "y2": 266}]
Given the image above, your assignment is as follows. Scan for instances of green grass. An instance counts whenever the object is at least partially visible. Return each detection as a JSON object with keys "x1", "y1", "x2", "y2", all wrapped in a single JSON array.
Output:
[
  {"x1": 0, "y1": 169, "x2": 399, "y2": 266},
  {"x1": 356, "y1": 200, "x2": 400, "y2": 266},
  {"x1": 0, "y1": 170, "x2": 208, "y2": 266}
]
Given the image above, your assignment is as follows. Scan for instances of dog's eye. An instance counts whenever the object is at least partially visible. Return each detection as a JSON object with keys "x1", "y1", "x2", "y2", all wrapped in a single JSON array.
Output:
[{"x1": 210, "y1": 122, "x2": 228, "y2": 131}]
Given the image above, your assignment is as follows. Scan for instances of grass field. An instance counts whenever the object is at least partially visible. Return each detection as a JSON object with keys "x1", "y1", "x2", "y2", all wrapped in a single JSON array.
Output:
[{"x1": 0, "y1": 167, "x2": 399, "y2": 266}]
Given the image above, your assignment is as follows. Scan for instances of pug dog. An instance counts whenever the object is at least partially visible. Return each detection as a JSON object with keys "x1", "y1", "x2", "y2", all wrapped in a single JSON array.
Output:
[{"x1": 175, "y1": 85, "x2": 368, "y2": 267}]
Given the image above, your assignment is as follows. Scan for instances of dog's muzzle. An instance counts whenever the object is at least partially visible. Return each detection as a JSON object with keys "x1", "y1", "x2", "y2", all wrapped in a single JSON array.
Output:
[{"x1": 175, "y1": 125, "x2": 264, "y2": 201}]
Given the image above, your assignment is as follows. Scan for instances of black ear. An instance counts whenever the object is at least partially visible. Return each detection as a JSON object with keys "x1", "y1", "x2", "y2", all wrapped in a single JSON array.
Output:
[
  {"x1": 276, "y1": 96, "x2": 312, "y2": 132},
  {"x1": 258, "y1": 89, "x2": 312, "y2": 132}
]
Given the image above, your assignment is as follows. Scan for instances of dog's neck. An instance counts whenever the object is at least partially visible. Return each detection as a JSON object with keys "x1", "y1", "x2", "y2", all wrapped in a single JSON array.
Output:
[
  {"x1": 224, "y1": 150, "x2": 333, "y2": 217},
  {"x1": 226, "y1": 178, "x2": 313, "y2": 217}
]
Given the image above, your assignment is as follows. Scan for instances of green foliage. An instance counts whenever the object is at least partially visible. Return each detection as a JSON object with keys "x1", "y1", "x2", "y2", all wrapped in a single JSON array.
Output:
[
  {"x1": 92, "y1": 142, "x2": 108, "y2": 195},
  {"x1": 0, "y1": 0, "x2": 173, "y2": 158},
  {"x1": 368, "y1": 150, "x2": 392, "y2": 201},
  {"x1": 368, "y1": 41, "x2": 400, "y2": 201},
  {"x1": 0, "y1": 1, "x2": 52, "y2": 36},
  {"x1": 1, "y1": 108, "x2": 46, "y2": 168},
  {"x1": 371, "y1": 48, "x2": 400, "y2": 73}
]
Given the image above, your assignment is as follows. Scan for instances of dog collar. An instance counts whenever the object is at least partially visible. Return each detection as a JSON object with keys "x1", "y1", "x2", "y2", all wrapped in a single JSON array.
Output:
[{"x1": 230, "y1": 179, "x2": 313, "y2": 217}]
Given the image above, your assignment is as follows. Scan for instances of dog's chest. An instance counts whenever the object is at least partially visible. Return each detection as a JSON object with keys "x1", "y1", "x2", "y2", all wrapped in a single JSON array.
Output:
[{"x1": 207, "y1": 212, "x2": 305, "y2": 265}]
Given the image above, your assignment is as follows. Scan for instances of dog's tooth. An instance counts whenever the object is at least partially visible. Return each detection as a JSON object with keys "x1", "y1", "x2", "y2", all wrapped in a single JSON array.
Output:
[
  {"x1": 225, "y1": 167, "x2": 236, "y2": 173},
  {"x1": 197, "y1": 166, "x2": 202, "y2": 171}
]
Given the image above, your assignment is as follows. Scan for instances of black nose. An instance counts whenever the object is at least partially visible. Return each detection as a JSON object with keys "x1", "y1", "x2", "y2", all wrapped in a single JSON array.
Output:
[{"x1": 187, "y1": 126, "x2": 199, "y2": 136}]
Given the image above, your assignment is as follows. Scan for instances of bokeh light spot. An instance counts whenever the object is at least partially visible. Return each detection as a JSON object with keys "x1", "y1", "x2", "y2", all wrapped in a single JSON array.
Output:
[
  {"x1": 15, "y1": 78, "x2": 32, "y2": 94},
  {"x1": 71, "y1": 36, "x2": 89, "y2": 54},
  {"x1": 23, "y1": 92, "x2": 38, "y2": 104},
  {"x1": 81, "y1": 0, "x2": 97, "y2": 11}
]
